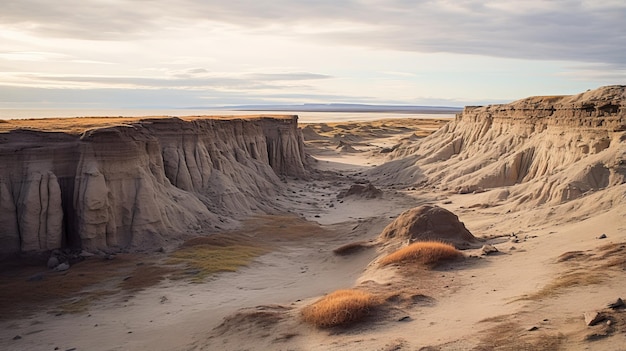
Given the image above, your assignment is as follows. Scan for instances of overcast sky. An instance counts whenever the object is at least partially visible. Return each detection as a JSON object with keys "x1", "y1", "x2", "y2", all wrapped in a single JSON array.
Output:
[{"x1": 1, "y1": 0, "x2": 624, "y2": 109}]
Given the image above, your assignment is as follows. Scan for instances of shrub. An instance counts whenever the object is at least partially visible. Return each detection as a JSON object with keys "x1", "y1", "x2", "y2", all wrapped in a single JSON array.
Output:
[
  {"x1": 379, "y1": 241, "x2": 462, "y2": 267},
  {"x1": 301, "y1": 289, "x2": 379, "y2": 328}
]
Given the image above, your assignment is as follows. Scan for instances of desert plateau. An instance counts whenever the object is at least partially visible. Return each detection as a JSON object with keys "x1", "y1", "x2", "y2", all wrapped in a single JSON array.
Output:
[{"x1": 1, "y1": 85, "x2": 625, "y2": 351}]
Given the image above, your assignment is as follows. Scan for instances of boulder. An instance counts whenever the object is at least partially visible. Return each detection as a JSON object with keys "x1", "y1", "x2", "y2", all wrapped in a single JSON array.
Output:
[{"x1": 379, "y1": 205, "x2": 479, "y2": 249}]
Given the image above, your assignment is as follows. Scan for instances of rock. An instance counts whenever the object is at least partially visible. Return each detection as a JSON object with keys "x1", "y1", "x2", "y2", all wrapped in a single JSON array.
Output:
[
  {"x1": 378, "y1": 205, "x2": 479, "y2": 249},
  {"x1": 598, "y1": 233, "x2": 607, "y2": 239},
  {"x1": 607, "y1": 297, "x2": 625, "y2": 309},
  {"x1": 584, "y1": 311, "x2": 604, "y2": 326},
  {"x1": 527, "y1": 325, "x2": 539, "y2": 331},
  {"x1": 337, "y1": 183, "x2": 382, "y2": 199},
  {"x1": 13, "y1": 335, "x2": 21, "y2": 340},
  {"x1": 27, "y1": 273, "x2": 45, "y2": 282},
  {"x1": 398, "y1": 316, "x2": 411, "y2": 322},
  {"x1": 481, "y1": 244, "x2": 499, "y2": 255},
  {"x1": 47, "y1": 256, "x2": 60, "y2": 269},
  {"x1": 79, "y1": 250, "x2": 95, "y2": 257},
  {"x1": 54, "y1": 262, "x2": 70, "y2": 272}
]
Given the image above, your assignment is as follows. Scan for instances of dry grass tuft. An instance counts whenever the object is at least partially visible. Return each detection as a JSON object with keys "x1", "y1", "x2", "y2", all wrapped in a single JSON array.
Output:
[
  {"x1": 301, "y1": 289, "x2": 380, "y2": 328},
  {"x1": 379, "y1": 241, "x2": 462, "y2": 267}
]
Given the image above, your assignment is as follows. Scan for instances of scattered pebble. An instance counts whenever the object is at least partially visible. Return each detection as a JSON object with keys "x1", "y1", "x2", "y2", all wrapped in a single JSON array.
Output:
[
  {"x1": 13, "y1": 335, "x2": 21, "y2": 340},
  {"x1": 598, "y1": 233, "x2": 607, "y2": 239}
]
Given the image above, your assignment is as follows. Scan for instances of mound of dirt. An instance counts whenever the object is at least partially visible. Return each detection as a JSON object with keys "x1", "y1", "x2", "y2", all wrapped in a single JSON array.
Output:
[
  {"x1": 337, "y1": 183, "x2": 383, "y2": 199},
  {"x1": 379, "y1": 205, "x2": 479, "y2": 249},
  {"x1": 336, "y1": 140, "x2": 361, "y2": 153},
  {"x1": 301, "y1": 125, "x2": 328, "y2": 140}
]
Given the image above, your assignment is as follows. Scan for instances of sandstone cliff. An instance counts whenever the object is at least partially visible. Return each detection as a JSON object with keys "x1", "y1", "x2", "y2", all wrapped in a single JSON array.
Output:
[
  {"x1": 372, "y1": 85, "x2": 626, "y2": 211},
  {"x1": 0, "y1": 116, "x2": 307, "y2": 255}
]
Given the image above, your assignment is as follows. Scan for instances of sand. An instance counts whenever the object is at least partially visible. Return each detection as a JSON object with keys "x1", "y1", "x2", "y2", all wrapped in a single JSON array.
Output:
[{"x1": 1, "y1": 117, "x2": 625, "y2": 351}]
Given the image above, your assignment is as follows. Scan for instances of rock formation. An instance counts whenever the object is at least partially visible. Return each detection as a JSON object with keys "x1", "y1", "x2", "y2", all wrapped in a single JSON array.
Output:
[
  {"x1": 372, "y1": 85, "x2": 626, "y2": 210},
  {"x1": 379, "y1": 205, "x2": 478, "y2": 249},
  {"x1": 0, "y1": 116, "x2": 307, "y2": 255}
]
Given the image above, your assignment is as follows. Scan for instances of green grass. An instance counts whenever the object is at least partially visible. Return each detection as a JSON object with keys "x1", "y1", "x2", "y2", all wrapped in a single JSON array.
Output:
[{"x1": 168, "y1": 244, "x2": 268, "y2": 281}]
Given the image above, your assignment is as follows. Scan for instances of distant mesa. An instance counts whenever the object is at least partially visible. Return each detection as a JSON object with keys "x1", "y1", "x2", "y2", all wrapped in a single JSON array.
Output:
[{"x1": 217, "y1": 103, "x2": 463, "y2": 114}]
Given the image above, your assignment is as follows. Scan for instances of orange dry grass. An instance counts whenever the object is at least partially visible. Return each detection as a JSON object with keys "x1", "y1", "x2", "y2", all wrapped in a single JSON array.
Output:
[
  {"x1": 301, "y1": 289, "x2": 379, "y2": 328},
  {"x1": 379, "y1": 241, "x2": 462, "y2": 267}
]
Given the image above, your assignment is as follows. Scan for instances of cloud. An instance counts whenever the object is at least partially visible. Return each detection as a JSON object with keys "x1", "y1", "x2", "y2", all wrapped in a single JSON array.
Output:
[
  {"x1": 10, "y1": 71, "x2": 331, "y2": 90},
  {"x1": 2, "y1": 0, "x2": 624, "y2": 67},
  {"x1": 0, "y1": 84, "x2": 373, "y2": 108}
]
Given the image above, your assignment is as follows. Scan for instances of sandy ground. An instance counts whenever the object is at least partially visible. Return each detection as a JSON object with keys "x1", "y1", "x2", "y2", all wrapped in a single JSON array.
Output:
[{"x1": 1, "y1": 117, "x2": 625, "y2": 351}]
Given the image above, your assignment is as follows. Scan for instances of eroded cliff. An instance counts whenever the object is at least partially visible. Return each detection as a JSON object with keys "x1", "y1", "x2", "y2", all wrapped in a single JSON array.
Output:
[
  {"x1": 373, "y1": 85, "x2": 626, "y2": 211},
  {"x1": 0, "y1": 116, "x2": 307, "y2": 255}
]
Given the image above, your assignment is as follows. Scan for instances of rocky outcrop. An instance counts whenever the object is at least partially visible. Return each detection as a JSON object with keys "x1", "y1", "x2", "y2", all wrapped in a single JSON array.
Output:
[
  {"x1": 379, "y1": 205, "x2": 479, "y2": 249},
  {"x1": 0, "y1": 116, "x2": 307, "y2": 255},
  {"x1": 372, "y1": 85, "x2": 626, "y2": 209}
]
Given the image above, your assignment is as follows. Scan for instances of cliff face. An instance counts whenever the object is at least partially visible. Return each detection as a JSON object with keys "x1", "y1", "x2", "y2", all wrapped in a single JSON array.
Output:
[
  {"x1": 0, "y1": 116, "x2": 307, "y2": 255},
  {"x1": 373, "y1": 85, "x2": 626, "y2": 210}
]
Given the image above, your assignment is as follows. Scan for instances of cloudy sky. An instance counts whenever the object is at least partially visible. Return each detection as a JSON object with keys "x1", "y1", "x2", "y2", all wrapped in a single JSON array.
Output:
[{"x1": 1, "y1": 0, "x2": 624, "y2": 109}]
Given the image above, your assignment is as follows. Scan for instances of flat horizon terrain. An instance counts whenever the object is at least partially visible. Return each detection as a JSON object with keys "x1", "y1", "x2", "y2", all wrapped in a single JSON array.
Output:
[{"x1": 1, "y1": 109, "x2": 624, "y2": 350}]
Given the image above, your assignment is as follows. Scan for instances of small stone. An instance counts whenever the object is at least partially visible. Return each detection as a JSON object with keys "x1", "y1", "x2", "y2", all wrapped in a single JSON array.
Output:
[
  {"x1": 527, "y1": 326, "x2": 539, "y2": 331},
  {"x1": 598, "y1": 234, "x2": 607, "y2": 239},
  {"x1": 13, "y1": 335, "x2": 21, "y2": 340},
  {"x1": 481, "y1": 244, "x2": 499, "y2": 255},
  {"x1": 47, "y1": 256, "x2": 60, "y2": 269},
  {"x1": 54, "y1": 262, "x2": 70, "y2": 272},
  {"x1": 584, "y1": 311, "x2": 604, "y2": 326},
  {"x1": 398, "y1": 316, "x2": 411, "y2": 322},
  {"x1": 606, "y1": 320, "x2": 612, "y2": 326},
  {"x1": 79, "y1": 250, "x2": 95, "y2": 257},
  {"x1": 27, "y1": 273, "x2": 45, "y2": 282}
]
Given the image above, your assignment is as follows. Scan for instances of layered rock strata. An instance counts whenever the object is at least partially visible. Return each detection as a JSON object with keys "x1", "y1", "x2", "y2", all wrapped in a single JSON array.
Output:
[
  {"x1": 373, "y1": 85, "x2": 626, "y2": 209},
  {"x1": 0, "y1": 116, "x2": 307, "y2": 255}
]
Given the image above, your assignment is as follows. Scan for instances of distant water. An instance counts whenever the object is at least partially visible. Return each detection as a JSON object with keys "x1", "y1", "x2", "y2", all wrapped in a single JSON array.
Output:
[{"x1": 0, "y1": 109, "x2": 455, "y2": 123}]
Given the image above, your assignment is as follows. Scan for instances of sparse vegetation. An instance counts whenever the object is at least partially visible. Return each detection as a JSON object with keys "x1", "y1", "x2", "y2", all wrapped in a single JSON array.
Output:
[
  {"x1": 301, "y1": 289, "x2": 380, "y2": 328},
  {"x1": 168, "y1": 244, "x2": 268, "y2": 281},
  {"x1": 518, "y1": 271, "x2": 607, "y2": 301},
  {"x1": 379, "y1": 241, "x2": 462, "y2": 267}
]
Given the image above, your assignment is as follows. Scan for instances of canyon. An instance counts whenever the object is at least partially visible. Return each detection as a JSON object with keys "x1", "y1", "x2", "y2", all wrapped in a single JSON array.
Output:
[{"x1": 0, "y1": 86, "x2": 625, "y2": 350}]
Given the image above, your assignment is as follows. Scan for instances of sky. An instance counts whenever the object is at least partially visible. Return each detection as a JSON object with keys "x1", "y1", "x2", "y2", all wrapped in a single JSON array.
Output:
[{"x1": 1, "y1": 0, "x2": 625, "y2": 109}]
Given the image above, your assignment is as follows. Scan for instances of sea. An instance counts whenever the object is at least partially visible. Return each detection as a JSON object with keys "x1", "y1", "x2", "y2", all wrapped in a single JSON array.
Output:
[{"x1": 0, "y1": 109, "x2": 455, "y2": 124}]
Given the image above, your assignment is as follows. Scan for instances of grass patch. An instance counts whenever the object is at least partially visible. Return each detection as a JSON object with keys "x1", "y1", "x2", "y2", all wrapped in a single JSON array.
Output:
[
  {"x1": 379, "y1": 241, "x2": 462, "y2": 267},
  {"x1": 118, "y1": 263, "x2": 175, "y2": 291},
  {"x1": 301, "y1": 289, "x2": 380, "y2": 328},
  {"x1": 474, "y1": 321, "x2": 565, "y2": 351},
  {"x1": 168, "y1": 244, "x2": 268, "y2": 281}
]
